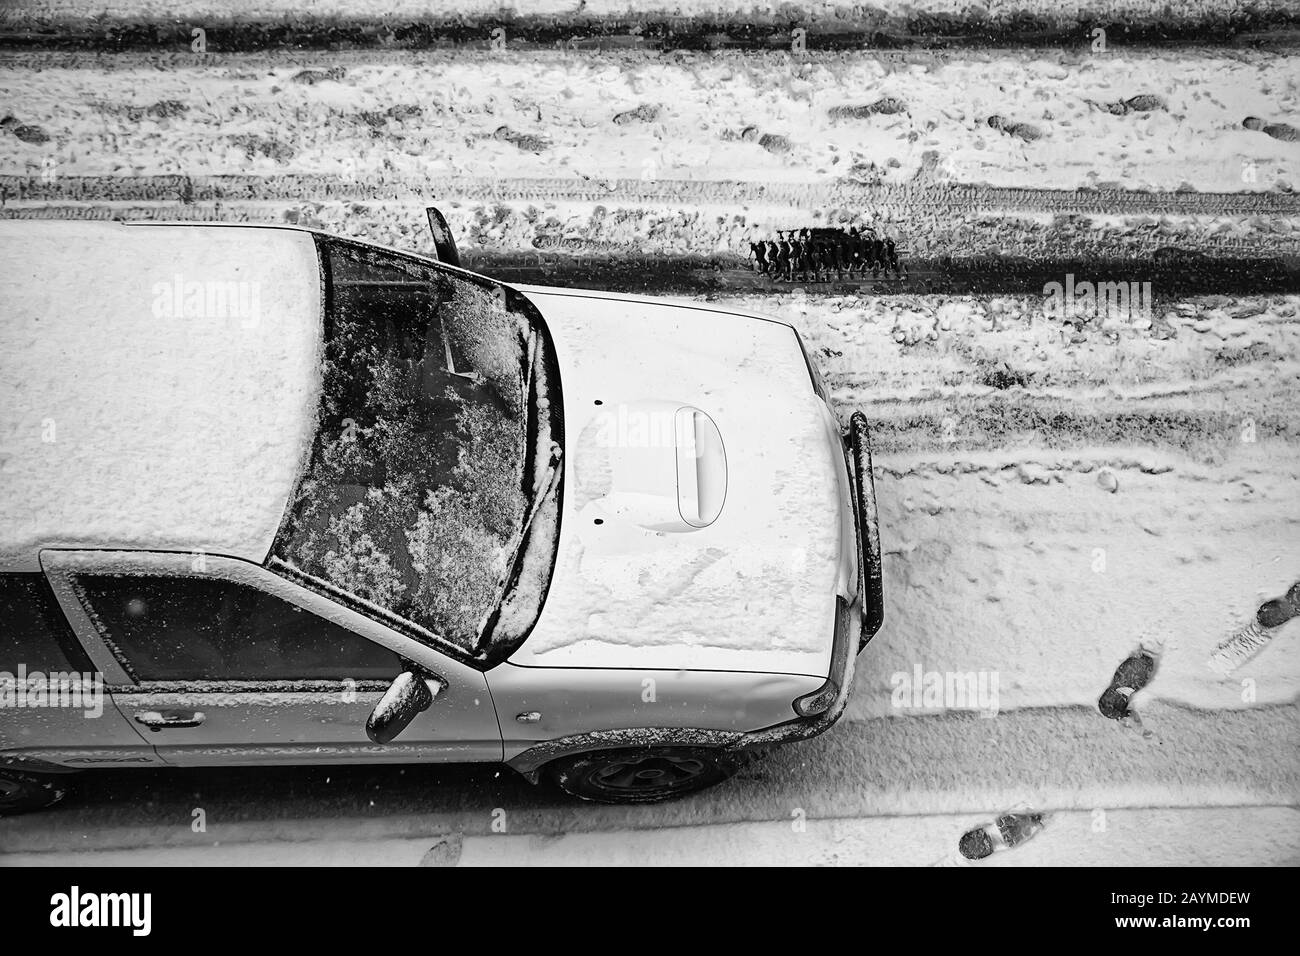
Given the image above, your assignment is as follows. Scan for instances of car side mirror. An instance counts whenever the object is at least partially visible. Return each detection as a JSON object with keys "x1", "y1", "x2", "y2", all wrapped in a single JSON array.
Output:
[{"x1": 366, "y1": 670, "x2": 443, "y2": 745}]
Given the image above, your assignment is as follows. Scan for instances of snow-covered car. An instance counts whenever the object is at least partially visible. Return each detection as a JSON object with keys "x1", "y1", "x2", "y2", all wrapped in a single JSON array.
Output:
[{"x1": 0, "y1": 216, "x2": 883, "y2": 810}]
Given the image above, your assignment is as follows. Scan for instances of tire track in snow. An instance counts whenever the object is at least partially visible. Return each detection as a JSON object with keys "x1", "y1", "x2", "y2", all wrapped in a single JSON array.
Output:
[
  {"x1": 5, "y1": 174, "x2": 1298, "y2": 217},
  {"x1": 0, "y1": 704, "x2": 1294, "y2": 848}
]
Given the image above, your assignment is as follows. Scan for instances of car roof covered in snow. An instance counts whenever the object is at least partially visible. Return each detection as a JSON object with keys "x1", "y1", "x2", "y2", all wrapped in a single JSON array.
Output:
[{"x1": 0, "y1": 221, "x2": 324, "y2": 571}]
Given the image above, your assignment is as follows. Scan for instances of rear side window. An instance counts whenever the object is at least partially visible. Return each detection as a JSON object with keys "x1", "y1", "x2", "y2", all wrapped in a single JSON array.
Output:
[
  {"x1": 0, "y1": 572, "x2": 92, "y2": 673},
  {"x1": 71, "y1": 574, "x2": 400, "y2": 683}
]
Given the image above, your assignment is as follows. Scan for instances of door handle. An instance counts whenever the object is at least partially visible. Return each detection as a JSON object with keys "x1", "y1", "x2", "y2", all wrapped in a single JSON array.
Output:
[{"x1": 134, "y1": 710, "x2": 206, "y2": 731}]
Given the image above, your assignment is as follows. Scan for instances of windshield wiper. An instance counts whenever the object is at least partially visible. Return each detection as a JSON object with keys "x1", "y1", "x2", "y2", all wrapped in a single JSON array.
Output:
[
  {"x1": 475, "y1": 440, "x2": 562, "y2": 654},
  {"x1": 473, "y1": 316, "x2": 561, "y2": 656}
]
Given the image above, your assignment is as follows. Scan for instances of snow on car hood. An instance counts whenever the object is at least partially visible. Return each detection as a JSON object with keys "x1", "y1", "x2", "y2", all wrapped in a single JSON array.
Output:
[
  {"x1": 508, "y1": 288, "x2": 850, "y2": 677},
  {"x1": 0, "y1": 221, "x2": 323, "y2": 569}
]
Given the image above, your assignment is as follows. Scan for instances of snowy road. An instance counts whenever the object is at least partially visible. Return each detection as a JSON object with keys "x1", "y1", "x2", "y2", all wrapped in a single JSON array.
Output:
[
  {"x1": 6, "y1": 807, "x2": 1298, "y2": 866},
  {"x1": 2, "y1": 703, "x2": 1296, "y2": 865},
  {"x1": 0, "y1": 15, "x2": 1297, "y2": 866}
]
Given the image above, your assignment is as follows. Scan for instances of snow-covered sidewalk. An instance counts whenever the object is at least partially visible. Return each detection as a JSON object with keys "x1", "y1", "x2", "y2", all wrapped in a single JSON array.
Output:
[
  {"x1": 2, "y1": 48, "x2": 1295, "y2": 193},
  {"x1": 4, "y1": 806, "x2": 1295, "y2": 866}
]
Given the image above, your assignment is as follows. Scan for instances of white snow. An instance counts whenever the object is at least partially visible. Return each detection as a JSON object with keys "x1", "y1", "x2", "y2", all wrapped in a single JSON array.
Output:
[
  {"x1": 694, "y1": 291, "x2": 1300, "y2": 715},
  {"x1": 3, "y1": 49, "x2": 1294, "y2": 193},
  {"x1": 3, "y1": 805, "x2": 1292, "y2": 866},
  {"x1": 0, "y1": 220, "x2": 323, "y2": 570},
  {"x1": 508, "y1": 289, "x2": 847, "y2": 676}
]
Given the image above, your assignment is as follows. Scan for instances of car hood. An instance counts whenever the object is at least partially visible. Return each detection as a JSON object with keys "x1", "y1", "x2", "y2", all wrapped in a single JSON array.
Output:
[{"x1": 509, "y1": 288, "x2": 854, "y2": 677}]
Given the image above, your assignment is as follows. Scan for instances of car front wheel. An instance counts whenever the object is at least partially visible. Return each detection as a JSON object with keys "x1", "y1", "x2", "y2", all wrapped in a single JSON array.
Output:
[
  {"x1": 544, "y1": 746, "x2": 739, "y2": 804},
  {"x1": 0, "y1": 769, "x2": 73, "y2": 816}
]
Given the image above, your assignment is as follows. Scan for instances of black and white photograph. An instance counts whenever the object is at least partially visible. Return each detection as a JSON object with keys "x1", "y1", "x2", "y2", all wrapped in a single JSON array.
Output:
[{"x1": 0, "y1": 0, "x2": 1295, "y2": 905}]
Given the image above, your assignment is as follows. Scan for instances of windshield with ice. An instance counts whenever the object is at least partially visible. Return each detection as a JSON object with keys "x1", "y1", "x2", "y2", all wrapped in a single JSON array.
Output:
[{"x1": 269, "y1": 235, "x2": 563, "y2": 665}]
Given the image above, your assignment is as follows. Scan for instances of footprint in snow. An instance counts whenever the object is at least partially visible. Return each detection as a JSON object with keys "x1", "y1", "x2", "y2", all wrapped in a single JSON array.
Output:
[
  {"x1": 738, "y1": 126, "x2": 800, "y2": 152},
  {"x1": 291, "y1": 67, "x2": 347, "y2": 85},
  {"x1": 1099, "y1": 644, "x2": 1164, "y2": 742},
  {"x1": 986, "y1": 115, "x2": 1042, "y2": 142},
  {"x1": 418, "y1": 834, "x2": 463, "y2": 867},
  {"x1": 958, "y1": 810, "x2": 1046, "y2": 860},
  {"x1": 1086, "y1": 94, "x2": 1167, "y2": 115},
  {"x1": 612, "y1": 103, "x2": 661, "y2": 125},
  {"x1": 827, "y1": 97, "x2": 909, "y2": 120},
  {"x1": 493, "y1": 125, "x2": 551, "y2": 152},
  {"x1": 0, "y1": 115, "x2": 49, "y2": 145},
  {"x1": 1243, "y1": 116, "x2": 1299, "y2": 142}
]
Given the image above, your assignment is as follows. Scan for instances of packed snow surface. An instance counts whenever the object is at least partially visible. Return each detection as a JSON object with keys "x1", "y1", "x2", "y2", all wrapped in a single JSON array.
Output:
[
  {"x1": 509, "y1": 290, "x2": 847, "y2": 676},
  {"x1": 3, "y1": 50, "x2": 1294, "y2": 193},
  {"x1": 0, "y1": 221, "x2": 323, "y2": 570}
]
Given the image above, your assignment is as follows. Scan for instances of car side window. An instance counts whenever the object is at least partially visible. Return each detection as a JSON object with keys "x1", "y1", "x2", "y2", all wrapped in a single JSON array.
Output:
[
  {"x1": 70, "y1": 573, "x2": 400, "y2": 683},
  {"x1": 0, "y1": 572, "x2": 94, "y2": 673}
]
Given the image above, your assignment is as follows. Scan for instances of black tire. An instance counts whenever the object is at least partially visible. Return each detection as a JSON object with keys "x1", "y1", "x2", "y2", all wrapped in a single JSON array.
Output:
[
  {"x1": 544, "y1": 746, "x2": 739, "y2": 804},
  {"x1": 0, "y1": 768, "x2": 73, "y2": 815}
]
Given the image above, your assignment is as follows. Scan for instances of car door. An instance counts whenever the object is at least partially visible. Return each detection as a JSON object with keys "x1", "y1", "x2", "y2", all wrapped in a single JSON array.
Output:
[
  {"x1": 41, "y1": 551, "x2": 503, "y2": 767},
  {"x1": 0, "y1": 570, "x2": 164, "y2": 769}
]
